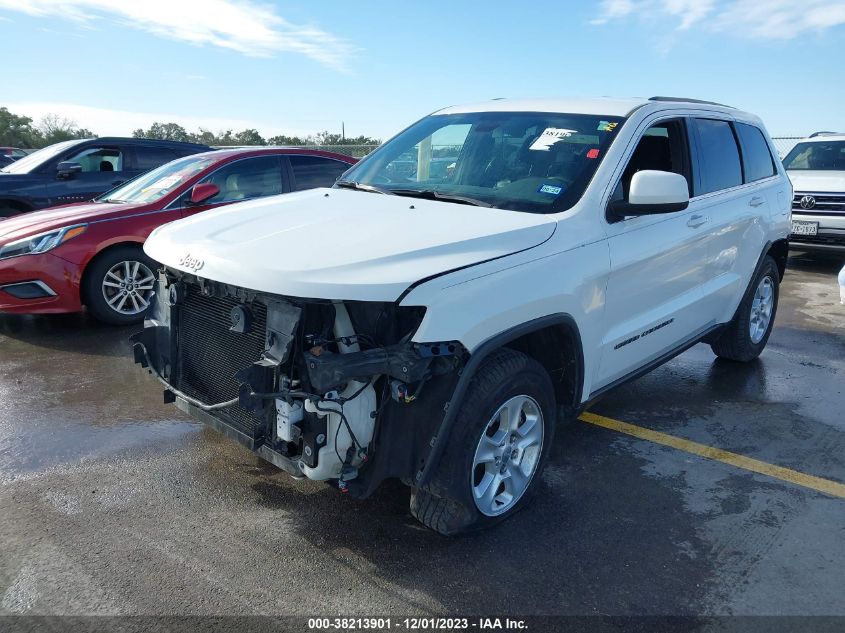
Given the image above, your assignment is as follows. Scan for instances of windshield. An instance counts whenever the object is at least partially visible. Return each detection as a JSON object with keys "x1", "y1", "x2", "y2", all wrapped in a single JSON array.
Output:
[
  {"x1": 0, "y1": 139, "x2": 86, "y2": 174},
  {"x1": 783, "y1": 141, "x2": 845, "y2": 171},
  {"x1": 99, "y1": 155, "x2": 215, "y2": 204},
  {"x1": 340, "y1": 111, "x2": 625, "y2": 213}
]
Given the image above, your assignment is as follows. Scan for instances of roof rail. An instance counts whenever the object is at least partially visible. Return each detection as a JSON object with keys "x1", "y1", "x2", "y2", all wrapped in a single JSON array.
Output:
[
  {"x1": 809, "y1": 131, "x2": 841, "y2": 138},
  {"x1": 648, "y1": 96, "x2": 734, "y2": 108}
]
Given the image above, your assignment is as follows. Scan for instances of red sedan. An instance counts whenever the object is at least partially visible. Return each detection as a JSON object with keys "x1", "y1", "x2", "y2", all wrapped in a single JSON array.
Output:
[{"x1": 0, "y1": 147, "x2": 355, "y2": 324}]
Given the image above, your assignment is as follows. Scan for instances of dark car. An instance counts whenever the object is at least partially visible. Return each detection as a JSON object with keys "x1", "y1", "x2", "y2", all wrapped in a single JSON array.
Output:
[
  {"x1": 0, "y1": 137, "x2": 211, "y2": 217},
  {"x1": 0, "y1": 147, "x2": 355, "y2": 324},
  {"x1": 0, "y1": 148, "x2": 25, "y2": 169},
  {"x1": 0, "y1": 147, "x2": 27, "y2": 160}
]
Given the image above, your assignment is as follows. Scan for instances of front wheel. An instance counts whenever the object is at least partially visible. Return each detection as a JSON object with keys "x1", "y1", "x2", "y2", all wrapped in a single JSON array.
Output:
[
  {"x1": 710, "y1": 255, "x2": 780, "y2": 361},
  {"x1": 83, "y1": 246, "x2": 158, "y2": 325},
  {"x1": 410, "y1": 349, "x2": 556, "y2": 535}
]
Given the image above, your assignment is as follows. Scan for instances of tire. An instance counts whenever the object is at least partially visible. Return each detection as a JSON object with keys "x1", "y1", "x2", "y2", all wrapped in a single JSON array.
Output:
[
  {"x1": 83, "y1": 246, "x2": 158, "y2": 326},
  {"x1": 710, "y1": 255, "x2": 779, "y2": 362},
  {"x1": 409, "y1": 348, "x2": 556, "y2": 535}
]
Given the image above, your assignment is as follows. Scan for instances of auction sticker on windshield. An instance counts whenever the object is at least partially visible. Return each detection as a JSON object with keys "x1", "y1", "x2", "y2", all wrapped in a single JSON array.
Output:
[{"x1": 529, "y1": 128, "x2": 579, "y2": 151}]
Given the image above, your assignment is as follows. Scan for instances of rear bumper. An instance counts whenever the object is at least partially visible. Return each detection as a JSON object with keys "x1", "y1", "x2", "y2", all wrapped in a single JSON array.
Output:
[{"x1": 0, "y1": 253, "x2": 83, "y2": 314}]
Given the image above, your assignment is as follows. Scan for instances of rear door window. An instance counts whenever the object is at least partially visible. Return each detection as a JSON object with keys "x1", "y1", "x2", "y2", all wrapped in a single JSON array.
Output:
[
  {"x1": 199, "y1": 155, "x2": 284, "y2": 203},
  {"x1": 289, "y1": 155, "x2": 350, "y2": 191},
  {"x1": 735, "y1": 123, "x2": 776, "y2": 182},
  {"x1": 134, "y1": 146, "x2": 180, "y2": 171},
  {"x1": 693, "y1": 119, "x2": 742, "y2": 195}
]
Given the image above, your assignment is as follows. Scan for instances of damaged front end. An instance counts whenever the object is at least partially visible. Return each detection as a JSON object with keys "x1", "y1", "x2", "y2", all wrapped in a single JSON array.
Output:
[{"x1": 132, "y1": 270, "x2": 465, "y2": 496}]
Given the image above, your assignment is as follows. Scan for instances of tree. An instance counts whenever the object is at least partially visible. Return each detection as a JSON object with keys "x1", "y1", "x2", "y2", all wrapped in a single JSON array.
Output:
[
  {"x1": 310, "y1": 130, "x2": 380, "y2": 146},
  {"x1": 38, "y1": 114, "x2": 95, "y2": 145},
  {"x1": 233, "y1": 128, "x2": 266, "y2": 146},
  {"x1": 189, "y1": 128, "x2": 220, "y2": 146},
  {"x1": 0, "y1": 107, "x2": 42, "y2": 148},
  {"x1": 133, "y1": 122, "x2": 190, "y2": 142},
  {"x1": 213, "y1": 130, "x2": 236, "y2": 146},
  {"x1": 267, "y1": 134, "x2": 308, "y2": 146}
]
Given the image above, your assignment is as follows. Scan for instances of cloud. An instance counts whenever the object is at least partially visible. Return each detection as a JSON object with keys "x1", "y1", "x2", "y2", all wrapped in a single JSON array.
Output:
[
  {"x1": 591, "y1": 0, "x2": 845, "y2": 38},
  {"x1": 0, "y1": 0, "x2": 356, "y2": 70},
  {"x1": 590, "y1": 0, "x2": 638, "y2": 24},
  {"x1": 5, "y1": 101, "x2": 316, "y2": 139}
]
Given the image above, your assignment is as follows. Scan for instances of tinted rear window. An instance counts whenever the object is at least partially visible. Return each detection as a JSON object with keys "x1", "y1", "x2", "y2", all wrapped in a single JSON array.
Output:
[
  {"x1": 694, "y1": 119, "x2": 742, "y2": 195},
  {"x1": 289, "y1": 155, "x2": 349, "y2": 191},
  {"x1": 736, "y1": 123, "x2": 776, "y2": 182},
  {"x1": 135, "y1": 146, "x2": 180, "y2": 171}
]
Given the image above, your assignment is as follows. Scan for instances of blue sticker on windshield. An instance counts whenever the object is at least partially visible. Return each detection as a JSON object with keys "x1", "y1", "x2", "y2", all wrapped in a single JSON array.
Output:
[{"x1": 538, "y1": 183, "x2": 564, "y2": 195}]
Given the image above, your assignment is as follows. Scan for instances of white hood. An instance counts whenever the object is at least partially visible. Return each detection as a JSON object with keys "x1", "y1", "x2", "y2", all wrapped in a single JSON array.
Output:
[
  {"x1": 787, "y1": 170, "x2": 845, "y2": 193},
  {"x1": 144, "y1": 188, "x2": 557, "y2": 302}
]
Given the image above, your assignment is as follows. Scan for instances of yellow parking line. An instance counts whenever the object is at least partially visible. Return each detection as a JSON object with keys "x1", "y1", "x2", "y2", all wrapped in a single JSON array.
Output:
[{"x1": 579, "y1": 411, "x2": 845, "y2": 499}]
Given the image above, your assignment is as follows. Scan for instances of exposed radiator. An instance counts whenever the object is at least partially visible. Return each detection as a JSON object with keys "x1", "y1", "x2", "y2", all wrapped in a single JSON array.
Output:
[{"x1": 174, "y1": 284, "x2": 269, "y2": 439}]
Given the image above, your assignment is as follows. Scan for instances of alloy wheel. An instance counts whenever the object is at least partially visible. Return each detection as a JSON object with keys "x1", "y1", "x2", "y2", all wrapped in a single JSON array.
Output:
[
  {"x1": 471, "y1": 395, "x2": 544, "y2": 517},
  {"x1": 749, "y1": 275, "x2": 774, "y2": 344},
  {"x1": 101, "y1": 260, "x2": 156, "y2": 316}
]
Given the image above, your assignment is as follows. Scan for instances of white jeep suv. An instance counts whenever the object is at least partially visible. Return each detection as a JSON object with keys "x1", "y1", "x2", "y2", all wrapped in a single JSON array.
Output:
[
  {"x1": 133, "y1": 97, "x2": 792, "y2": 534},
  {"x1": 783, "y1": 132, "x2": 845, "y2": 252}
]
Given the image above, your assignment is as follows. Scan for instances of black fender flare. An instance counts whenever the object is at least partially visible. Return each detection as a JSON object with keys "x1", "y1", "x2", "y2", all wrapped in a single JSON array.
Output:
[
  {"x1": 416, "y1": 313, "x2": 584, "y2": 487},
  {"x1": 723, "y1": 239, "x2": 786, "y2": 321}
]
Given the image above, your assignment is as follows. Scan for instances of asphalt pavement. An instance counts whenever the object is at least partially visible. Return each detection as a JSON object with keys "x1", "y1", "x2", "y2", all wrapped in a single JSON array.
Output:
[{"x1": 0, "y1": 252, "x2": 843, "y2": 618}]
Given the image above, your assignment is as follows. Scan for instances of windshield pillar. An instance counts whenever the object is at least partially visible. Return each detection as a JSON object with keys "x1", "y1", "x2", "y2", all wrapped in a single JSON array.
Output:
[{"x1": 417, "y1": 136, "x2": 432, "y2": 181}]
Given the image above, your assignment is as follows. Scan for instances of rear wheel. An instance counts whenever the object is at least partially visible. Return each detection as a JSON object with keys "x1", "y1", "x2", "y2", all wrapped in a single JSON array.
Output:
[
  {"x1": 710, "y1": 255, "x2": 779, "y2": 361},
  {"x1": 410, "y1": 349, "x2": 555, "y2": 535},
  {"x1": 83, "y1": 246, "x2": 158, "y2": 325}
]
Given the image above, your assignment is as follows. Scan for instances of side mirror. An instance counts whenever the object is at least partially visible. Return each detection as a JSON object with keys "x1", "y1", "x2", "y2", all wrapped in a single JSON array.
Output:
[
  {"x1": 188, "y1": 182, "x2": 220, "y2": 205},
  {"x1": 608, "y1": 170, "x2": 690, "y2": 221},
  {"x1": 56, "y1": 161, "x2": 82, "y2": 179}
]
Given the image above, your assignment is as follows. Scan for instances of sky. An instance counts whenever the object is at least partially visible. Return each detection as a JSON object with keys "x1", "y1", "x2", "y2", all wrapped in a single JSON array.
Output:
[{"x1": 1, "y1": 0, "x2": 845, "y2": 141}]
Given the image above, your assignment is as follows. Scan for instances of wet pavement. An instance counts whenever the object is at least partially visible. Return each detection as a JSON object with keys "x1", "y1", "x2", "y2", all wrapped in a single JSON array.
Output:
[{"x1": 0, "y1": 252, "x2": 843, "y2": 617}]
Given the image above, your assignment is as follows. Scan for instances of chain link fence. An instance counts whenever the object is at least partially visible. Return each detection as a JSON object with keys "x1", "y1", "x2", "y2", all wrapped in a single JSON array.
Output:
[
  {"x1": 771, "y1": 137, "x2": 803, "y2": 158},
  {"x1": 308, "y1": 144, "x2": 380, "y2": 158},
  {"x1": 17, "y1": 133, "x2": 809, "y2": 159},
  {"x1": 210, "y1": 144, "x2": 380, "y2": 158}
]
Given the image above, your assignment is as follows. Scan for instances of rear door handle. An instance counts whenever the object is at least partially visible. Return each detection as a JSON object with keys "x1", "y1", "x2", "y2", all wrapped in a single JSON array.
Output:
[
  {"x1": 749, "y1": 196, "x2": 766, "y2": 207},
  {"x1": 687, "y1": 214, "x2": 708, "y2": 228}
]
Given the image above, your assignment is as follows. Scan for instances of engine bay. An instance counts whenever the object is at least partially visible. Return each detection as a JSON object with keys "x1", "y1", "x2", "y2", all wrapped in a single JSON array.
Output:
[{"x1": 132, "y1": 269, "x2": 465, "y2": 495}]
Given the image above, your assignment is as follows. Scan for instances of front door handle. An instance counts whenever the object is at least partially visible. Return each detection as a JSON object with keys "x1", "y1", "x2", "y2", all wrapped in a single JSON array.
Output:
[
  {"x1": 749, "y1": 196, "x2": 766, "y2": 207},
  {"x1": 687, "y1": 214, "x2": 707, "y2": 228},
  {"x1": 112, "y1": 179, "x2": 126, "y2": 186}
]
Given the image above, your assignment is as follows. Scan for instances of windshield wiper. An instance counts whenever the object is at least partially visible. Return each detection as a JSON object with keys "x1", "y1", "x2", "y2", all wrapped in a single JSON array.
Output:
[
  {"x1": 335, "y1": 180, "x2": 395, "y2": 195},
  {"x1": 390, "y1": 189, "x2": 493, "y2": 208},
  {"x1": 99, "y1": 198, "x2": 126, "y2": 204}
]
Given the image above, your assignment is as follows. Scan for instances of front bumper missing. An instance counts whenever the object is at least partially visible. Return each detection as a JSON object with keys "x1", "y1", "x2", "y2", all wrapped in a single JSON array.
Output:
[
  {"x1": 132, "y1": 273, "x2": 466, "y2": 493},
  {"x1": 134, "y1": 322, "x2": 304, "y2": 478},
  {"x1": 174, "y1": 397, "x2": 303, "y2": 478}
]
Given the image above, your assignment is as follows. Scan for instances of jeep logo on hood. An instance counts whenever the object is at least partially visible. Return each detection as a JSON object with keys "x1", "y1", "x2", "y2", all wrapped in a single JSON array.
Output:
[{"x1": 178, "y1": 253, "x2": 204, "y2": 272}]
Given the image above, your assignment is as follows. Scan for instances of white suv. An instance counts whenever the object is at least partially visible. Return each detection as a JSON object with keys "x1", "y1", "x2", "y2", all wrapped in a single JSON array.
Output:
[
  {"x1": 783, "y1": 132, "x2": 845, "y2": 252},
  {"x1": 133, "y1": 97, "x2": 792, "y2": 534}
]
